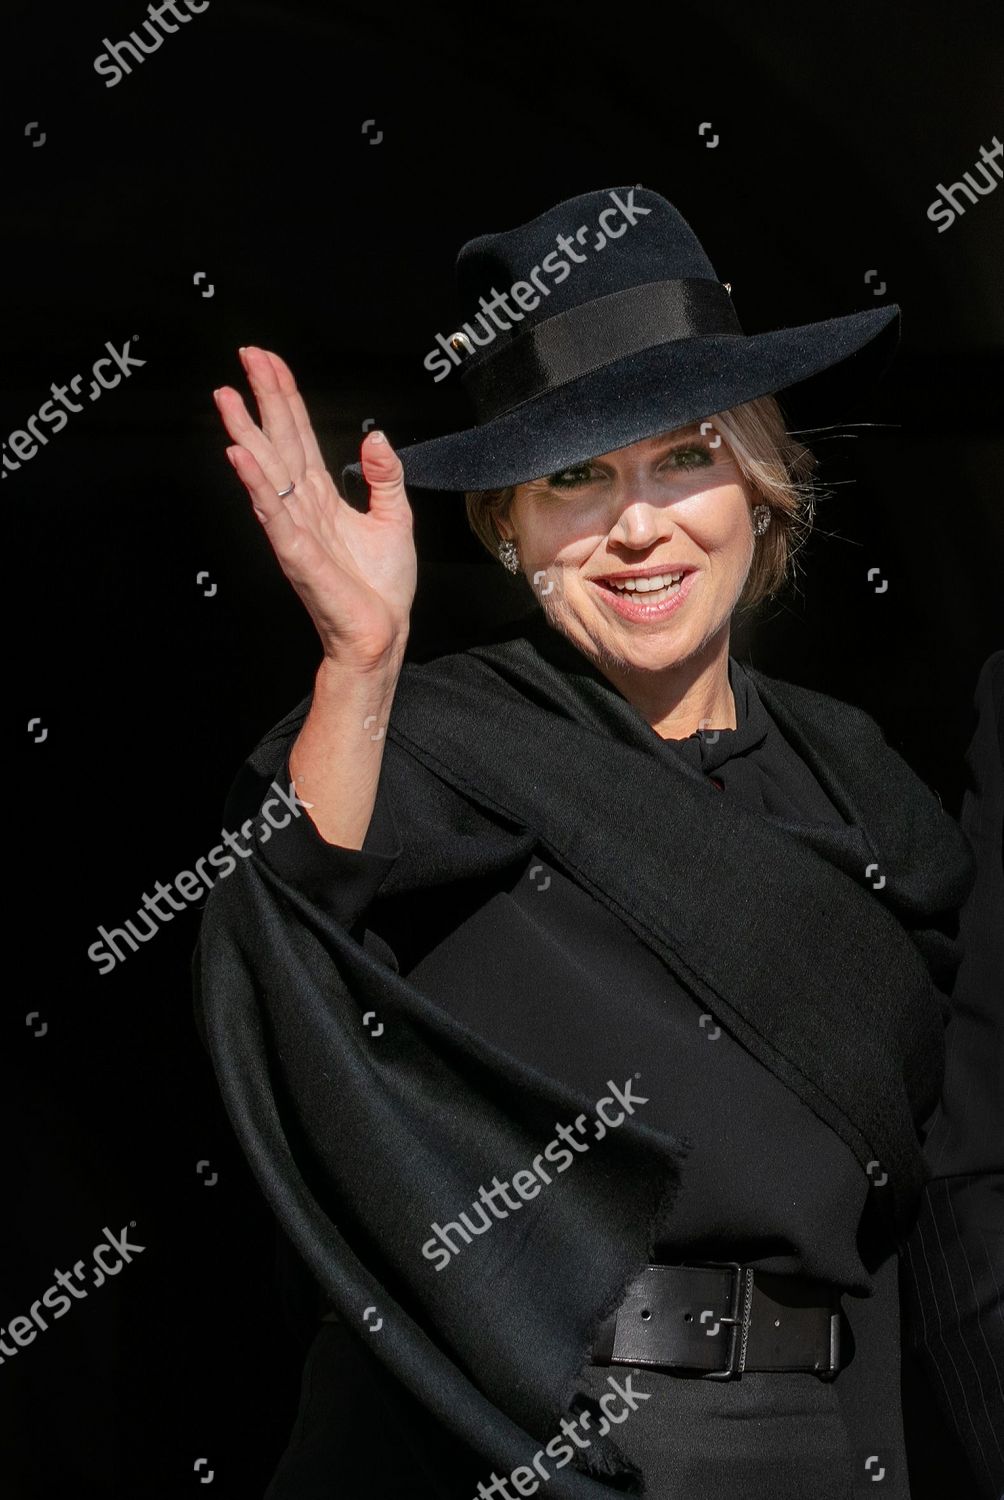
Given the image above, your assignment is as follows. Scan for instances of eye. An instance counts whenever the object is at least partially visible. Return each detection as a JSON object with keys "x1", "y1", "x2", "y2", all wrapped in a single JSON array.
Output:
[
  {"x1": 665, "y1": 443, "x2": 714, "y2": 469},
  {"x1": 542, "y1": 442, "x2": 715, "y2": 491},
  {"x1": 546, "y1": 463, "x2": 594, "y2": 489}
]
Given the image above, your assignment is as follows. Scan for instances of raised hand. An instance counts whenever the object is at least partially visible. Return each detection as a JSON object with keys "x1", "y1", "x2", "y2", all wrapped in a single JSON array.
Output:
[{"x1": 213, "y1": 347, "x2": 417, "y2": 671}]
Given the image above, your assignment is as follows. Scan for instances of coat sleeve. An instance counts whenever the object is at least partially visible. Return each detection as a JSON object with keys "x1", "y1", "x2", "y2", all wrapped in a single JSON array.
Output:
[
  {"x1": 191, "y1": 697, "x2": 404, "y2": 1053},
  {"x1": 900, "y1": 650, "x2": 1004, "y2": 1500},
  {"x1": 250, "y1": 747, "x2": 403, "y2": 931}
]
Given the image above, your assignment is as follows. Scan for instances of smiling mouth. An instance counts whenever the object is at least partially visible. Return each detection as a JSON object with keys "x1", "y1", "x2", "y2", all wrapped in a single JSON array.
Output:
[{"x1": 592, "y1": 569, "x2": 690, "y2": 601}]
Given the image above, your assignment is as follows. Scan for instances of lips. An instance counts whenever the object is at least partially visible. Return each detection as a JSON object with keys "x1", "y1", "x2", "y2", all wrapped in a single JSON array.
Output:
[
  {"x1": 586, "y1": 566, "x2": 698, "y2": 619},
  {"x1": 592, "y1": 566, "x2": 695, "y2": 592}
]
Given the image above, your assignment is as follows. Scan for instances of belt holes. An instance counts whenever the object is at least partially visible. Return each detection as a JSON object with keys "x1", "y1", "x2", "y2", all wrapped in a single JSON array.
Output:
[
  {"x1": 640, "y1": 1308, "x2": 651, "y2": 1320},
  {"x1": 683, "y1": 1312, "x2": 693, "y2": 1322}
]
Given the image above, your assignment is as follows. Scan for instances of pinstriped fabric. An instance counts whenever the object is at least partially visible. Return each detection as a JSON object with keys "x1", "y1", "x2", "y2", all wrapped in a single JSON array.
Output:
[
  {"x1": 902, "y1": 1176, "x2": 1004, "y2": 1497},
  {"x1": 900, "y1": 650, "x2": 1004, "y2": 1500}
]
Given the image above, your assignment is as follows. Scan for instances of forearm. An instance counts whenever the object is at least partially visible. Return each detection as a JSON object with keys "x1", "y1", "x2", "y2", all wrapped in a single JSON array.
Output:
[{"x1": 288, "y1": 651, "x2": 404, "y2": 849}]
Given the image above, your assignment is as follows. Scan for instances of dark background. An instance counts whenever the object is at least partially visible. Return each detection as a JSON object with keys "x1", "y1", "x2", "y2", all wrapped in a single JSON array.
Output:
[{"x1": 4, "y1": 1, "x2": 1001, "y2": 1495}]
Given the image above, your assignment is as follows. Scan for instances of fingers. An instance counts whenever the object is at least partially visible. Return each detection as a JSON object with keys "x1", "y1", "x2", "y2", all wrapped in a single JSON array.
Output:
[
  {"x1": 238, "y1": 345, "x2": 307, "y2": 480},
  {"x1": 224, "y1": 445, "x2": 295, "y2": 536},
  {"x1": 224, "y1": 445, "x2": 330, "y2": 591},
  {"x1": 360, "y1": 430, "x2": 410, "y2": 517},
  {"x1": 259, "y1": 349, "x2": 327, "y2": 473},
  {"x1": 213, "y1": 385, "x2": 294, "y2": 495}
]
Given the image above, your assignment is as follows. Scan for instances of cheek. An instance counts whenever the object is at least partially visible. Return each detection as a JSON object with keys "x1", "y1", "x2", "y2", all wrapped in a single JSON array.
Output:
[
  {"x1": 518, "y1": 506, "x2": 598, "y2": 567},
  {"x1": 690, "y1": 487, "x2": 751, "y2": 559}
]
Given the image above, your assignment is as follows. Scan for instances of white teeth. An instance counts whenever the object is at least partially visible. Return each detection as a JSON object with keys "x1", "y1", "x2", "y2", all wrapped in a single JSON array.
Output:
[{"x1": 607, "y1": 572, "x2": 684, "y2": 592}]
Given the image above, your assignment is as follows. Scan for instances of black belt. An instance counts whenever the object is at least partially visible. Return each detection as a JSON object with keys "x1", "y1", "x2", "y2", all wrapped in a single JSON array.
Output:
[{"x1": 590, "y1": 1261, "x2": 843, "y2": 1380}]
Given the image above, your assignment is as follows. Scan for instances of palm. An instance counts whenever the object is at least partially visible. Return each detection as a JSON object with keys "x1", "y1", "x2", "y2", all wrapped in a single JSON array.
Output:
[{"x1": 214, "y1": 347, "x2": 417, "y2": 665}]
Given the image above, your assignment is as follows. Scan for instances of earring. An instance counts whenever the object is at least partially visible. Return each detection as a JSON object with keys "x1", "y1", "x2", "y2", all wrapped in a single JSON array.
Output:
[
  {"x1": 752, "y1": 504, "x2": 771, "y2": 537},
  {"x1": 498, "y1": 537, "x2": 520, "y2": 573}
]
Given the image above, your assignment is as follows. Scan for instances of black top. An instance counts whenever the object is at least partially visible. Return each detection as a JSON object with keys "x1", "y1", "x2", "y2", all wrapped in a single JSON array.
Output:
[{"x1": 258, "y1": 654, "x2": 921, "y2": 1499}]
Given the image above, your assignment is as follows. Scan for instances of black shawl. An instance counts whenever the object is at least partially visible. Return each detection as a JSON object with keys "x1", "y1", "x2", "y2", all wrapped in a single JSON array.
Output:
[{"x1": 193, "y1": 612, "x2": 974, "y2": 1496}]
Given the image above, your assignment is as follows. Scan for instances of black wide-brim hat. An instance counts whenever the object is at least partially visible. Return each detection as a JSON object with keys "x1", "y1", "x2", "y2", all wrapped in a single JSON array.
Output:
[{"x1": 341, "y1": 185, "x2": 900, "y2": 499}]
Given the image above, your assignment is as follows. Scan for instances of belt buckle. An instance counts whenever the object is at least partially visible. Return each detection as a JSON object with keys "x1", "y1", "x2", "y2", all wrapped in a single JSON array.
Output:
[
  {"x1": 681, "y1": 1259, "x2": 754, "y2": 1380},
  {"x1": 818, "y1": 1307, "x2": 843, "y2": 1381}
]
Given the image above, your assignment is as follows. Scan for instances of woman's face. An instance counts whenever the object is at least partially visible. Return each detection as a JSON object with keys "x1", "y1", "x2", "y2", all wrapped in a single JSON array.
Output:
[{"x1": 505, "y1": 423, "x2": 758, "y2": 675}]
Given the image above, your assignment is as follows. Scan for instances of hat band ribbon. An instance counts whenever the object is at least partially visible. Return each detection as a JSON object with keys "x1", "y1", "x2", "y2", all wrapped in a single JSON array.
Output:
[{"x1": 460, "y1": 277, "x2": 743, "y2": 422}]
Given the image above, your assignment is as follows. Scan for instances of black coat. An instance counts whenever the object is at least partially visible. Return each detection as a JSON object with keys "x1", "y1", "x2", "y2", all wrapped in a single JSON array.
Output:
[{"x1": 193, "y1": 614, "x2": 980, "y2": 1500}]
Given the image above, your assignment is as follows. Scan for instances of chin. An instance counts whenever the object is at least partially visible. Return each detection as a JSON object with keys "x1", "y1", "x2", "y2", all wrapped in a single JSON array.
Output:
[
  {"x1": 617, "y1": 642, "x2": 692, "y2": 673},
  {"x1": 573, "y1": 621, "x2": 694, "y2": 676}
]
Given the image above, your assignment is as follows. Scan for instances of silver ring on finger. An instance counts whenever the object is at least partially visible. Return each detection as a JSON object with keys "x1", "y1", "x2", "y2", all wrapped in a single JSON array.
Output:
[{"x1": 277, "y1": 480, "x2": 295, "y2": 498}]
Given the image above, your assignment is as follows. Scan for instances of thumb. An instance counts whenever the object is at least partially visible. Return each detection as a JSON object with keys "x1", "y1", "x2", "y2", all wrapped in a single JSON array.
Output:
[{"x1": 360, "y1": 430, "x2": 409, "y2": 515}]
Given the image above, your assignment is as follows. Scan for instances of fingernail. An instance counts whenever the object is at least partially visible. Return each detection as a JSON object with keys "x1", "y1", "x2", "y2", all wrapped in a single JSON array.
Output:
[{"x1": 369, "y1": 429, "x2": 386, "y2": 444}]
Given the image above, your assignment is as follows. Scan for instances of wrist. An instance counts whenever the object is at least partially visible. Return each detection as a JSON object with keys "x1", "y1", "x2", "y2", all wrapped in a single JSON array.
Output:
[{"x1": 312, "y1": 650, "x2": 404, "y2": 717}]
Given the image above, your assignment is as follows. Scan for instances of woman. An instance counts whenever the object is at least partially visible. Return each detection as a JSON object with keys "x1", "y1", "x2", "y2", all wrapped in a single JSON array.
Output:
[{"x1": 194, "y1": 188, "x2": 976, "y2": 1499}]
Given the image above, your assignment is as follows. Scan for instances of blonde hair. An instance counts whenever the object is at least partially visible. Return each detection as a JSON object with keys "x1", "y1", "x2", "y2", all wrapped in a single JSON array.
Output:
[{"x1": 464, "y1": 394, "x2": 821, "y2": 611}]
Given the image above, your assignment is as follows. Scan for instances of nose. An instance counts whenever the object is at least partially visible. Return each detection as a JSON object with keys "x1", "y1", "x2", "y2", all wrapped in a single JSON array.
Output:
[{"x1": 611, "y1": 493, "x2": 672, "y2": 547}]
